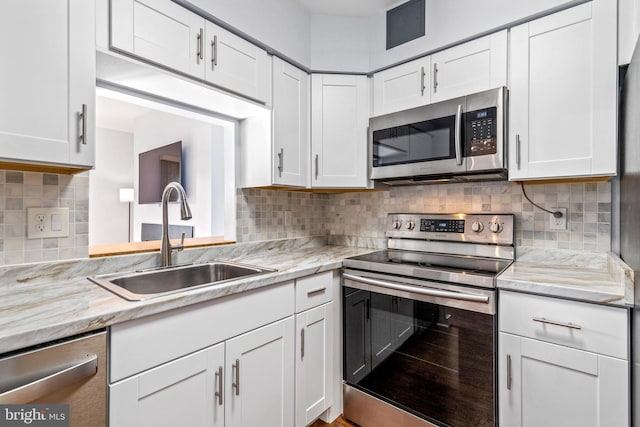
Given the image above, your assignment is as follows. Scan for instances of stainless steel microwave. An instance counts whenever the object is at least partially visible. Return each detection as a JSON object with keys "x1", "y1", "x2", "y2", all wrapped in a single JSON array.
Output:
[{"x1": 369, "y1": 87, "x2": 507, "y2": 185}]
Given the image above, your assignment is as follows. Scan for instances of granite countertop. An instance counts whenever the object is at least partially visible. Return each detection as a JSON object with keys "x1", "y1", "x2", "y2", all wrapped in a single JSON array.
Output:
[
  {"x1": 497, "y1": 247, "x2": 634, "y2": 307},
  {"x1": 0, "y1": 237, "x2": 376, "y2": 354}
]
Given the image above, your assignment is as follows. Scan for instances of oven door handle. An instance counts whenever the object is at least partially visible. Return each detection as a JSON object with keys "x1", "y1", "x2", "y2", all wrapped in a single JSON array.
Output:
[{"x1": 343, "y1": 273, "x2": 490, "y2": 303}]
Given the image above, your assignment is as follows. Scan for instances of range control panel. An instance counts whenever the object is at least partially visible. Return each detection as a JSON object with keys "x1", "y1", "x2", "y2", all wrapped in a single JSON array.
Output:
[{"x1": 387, "y1": 213, "x2": 514, "y2": 245}]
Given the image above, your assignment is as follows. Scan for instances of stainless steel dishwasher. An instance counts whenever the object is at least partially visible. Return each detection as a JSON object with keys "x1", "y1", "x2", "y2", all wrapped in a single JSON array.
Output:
[{"x1": 0, "y1": 330, "x2": 107, "y2": 426}]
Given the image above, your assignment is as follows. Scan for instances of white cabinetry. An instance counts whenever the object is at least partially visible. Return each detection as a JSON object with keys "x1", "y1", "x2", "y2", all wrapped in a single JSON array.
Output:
[
  {"x1": 509, "y1": 1, "x2": 617, "y2": 180},
  {"x1": 0, "y1": 0, "x2": 95, "y2": 170},
  {"x1": 372, "y1": 56, "x2": 431, "y2": 116},
  {"x1": 311, "y1": 74, "x2": 369, "y2": 188},
  {"x1": 294, "y1": 272, "x2": 335, "y2": 426},
  {"x1": 431, "y1": 30, "x2": 507, "y2": 103},
  {"x1": 111, "y1": 0, "x2": 269, "y2": 103},
  {"x1": 371, "y1": 30, "x2": 507, "y2": 117},
  {"x1": 499, "y1": 291, "x2": 629, "y2": 427},
  {"x1": 272, "y1": 58, "x2": 309, "y2": 187},
  {"x1": 225, "y1": 318, "x2": 295, "y2": 427}
]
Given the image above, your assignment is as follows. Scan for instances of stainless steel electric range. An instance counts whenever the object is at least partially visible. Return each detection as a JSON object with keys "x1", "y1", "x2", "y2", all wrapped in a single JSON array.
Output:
[{"x1": 342, "y1": 213, "x2": 515, "y2": 427}]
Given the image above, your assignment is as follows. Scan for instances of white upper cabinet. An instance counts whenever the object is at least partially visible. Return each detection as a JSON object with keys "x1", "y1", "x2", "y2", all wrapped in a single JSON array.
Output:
[
  {"x1": 372, "y1": 56, "x2": 431, "y2": 116},
  {"x1": 272, "y1": 58, "x2": 309, "y2": 187},
  {"x1": 111, "y1": 0, "x2": 203, "y2": 77},
  {"x1": 111, "y1": 0, "x2": 269, "y2": 103},
  {"x1": 371, "y1": 30, "x2": 507, "y2": 117},
  {"x1": 431, "y1": 30, "x2": 507, "y2": 103},
  {"x1": 311, "y1": 74, "x2": 369, "y2": 188},
  {"x1": 509, "y1": 1, "x2": 617, "y2": 180},
  {"x1": 204, "y1": 22, "x2": 270, "y2": 103},
  {"x1": 0, "y1": 0, "x2": 95, "y2": 170}
]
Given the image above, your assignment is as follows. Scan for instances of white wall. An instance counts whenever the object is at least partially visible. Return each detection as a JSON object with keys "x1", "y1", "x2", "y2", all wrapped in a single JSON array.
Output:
[
  {"x1": 89, "y1": 127, "x2": 135, "y2": 246},
  {"x1": 133, "y1": 110, "x2": 226, "y2": 241},
  {"x1": 309, "y1": 14, "x2": 371, "y2": 72}
]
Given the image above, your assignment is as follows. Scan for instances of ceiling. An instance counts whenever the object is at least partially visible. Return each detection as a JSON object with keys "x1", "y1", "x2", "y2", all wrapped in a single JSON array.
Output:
[{"x1": 295, "y1": 0, "x2": 399, "y2": 16}]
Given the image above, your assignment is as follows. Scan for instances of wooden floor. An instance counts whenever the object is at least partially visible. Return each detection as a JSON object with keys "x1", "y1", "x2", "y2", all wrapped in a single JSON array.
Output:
[{"x1": 310, "y1": 415, "x2": 359, "y2": 427}]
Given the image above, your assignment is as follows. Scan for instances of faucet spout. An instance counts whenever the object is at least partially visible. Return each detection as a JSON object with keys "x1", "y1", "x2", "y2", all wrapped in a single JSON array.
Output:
[{"x1": 160, "y1": 182, "x2": 192, "y2": 267}]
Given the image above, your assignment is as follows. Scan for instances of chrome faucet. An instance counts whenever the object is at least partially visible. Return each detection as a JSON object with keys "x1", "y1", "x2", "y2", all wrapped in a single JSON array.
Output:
[{"x1": 160, "y1": 182, "x2": 192, "y2": 267}]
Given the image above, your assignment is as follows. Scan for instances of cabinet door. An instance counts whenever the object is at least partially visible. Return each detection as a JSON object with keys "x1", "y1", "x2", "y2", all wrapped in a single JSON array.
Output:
[
  {"x1": 311, "y1": 74, "x2": 369, "y2": 188},
  {"x1": 431, "y1": 30, "x2": 507, "y2": 103},
  {"x1": 509, "y1": 1, "x2": 617, "y2": 180},
  {"x1": 499, "y1": 332, "x2": 628, "y2": 427},
  {"x1": 205, "y1": 22, "x2": 270, "y2": 103},
  {"x1": 0, "y1": 0, "x2": 94, "y2": 168},
  {"x1": 109, "y1": 343, "x2": 224, "y2": 427},
  {"x1": 225, "y1": 317, "x2": 295, "y2": 427},
  {"x1": 272, "y1": 58, "x2": 309, "y2": 187},
  {"x1": 372, "y1": 56, "x2": 431, "y2": 116},
  {"x1": 344, "y1": 289, "x2": 371, "y2": 384},
  {"x1": 295, "y1": 303, "x2": 333, "y2": 427},
  {"x1": 111, "y1": 0, "x2": 204, "y2": 78}
]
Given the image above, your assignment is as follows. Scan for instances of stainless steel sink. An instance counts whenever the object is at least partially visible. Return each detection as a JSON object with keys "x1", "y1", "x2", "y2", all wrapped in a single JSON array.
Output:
[{"x1": 89, "y1": 261, "x2": 276, "y2": 301}]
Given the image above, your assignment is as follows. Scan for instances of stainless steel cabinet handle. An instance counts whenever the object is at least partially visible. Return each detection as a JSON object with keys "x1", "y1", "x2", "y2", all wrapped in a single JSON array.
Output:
[
  {"x1": 232, "y1": 359, "x2": 240, "y2": 396},
  {"x1": 277, "y1": 148, "x2": 284, "y2": 177},
  {"x1": 197, "y1": 28, "x2": 203, "y2": 63},
  {"x1": 532, "y1": 317, "x2": 582, "y2": 330},
  {"x1": 212, "y1": 35, "x2": 218, "y2": 68},
  {"x1": 79, "y1": 104, "x2": 88, "y2": 145},
  {"x1": 307, "y1": 287, "x2": 326, "y2": 297},
  {"x1": 420, "y1": 66, "x2": 425, "y2": 96},
  {"x1": 515, "y1": 134, "x2": 521, "y2": 170},
  {"x1": 315, "y1": 154, "x2": 319, "y2": 180},
  {"x1": 215, "y1": 366, "x2": 223, "y2": 405},
  {"x1": 343, "y1": 273, "x2": 489, "y2": 303},
  {"x1": 506, "y1": 354, "x2": 512, "y2": 390},
  {"x1": 454, "y1": 104, "x2": 463, "y2": 166},
  {"x1": 301, "y1": 328, "x2": 305, "y2": 360},
  {"x1": 0, "y1": 355, "x2": 97, "y2": 404},
  {"x1": 433, "y1": 63, "x2": 438, "y2": 92}
]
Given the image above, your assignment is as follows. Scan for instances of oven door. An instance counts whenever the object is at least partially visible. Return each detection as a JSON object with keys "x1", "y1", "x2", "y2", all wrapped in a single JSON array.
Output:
[
  {"x1": 342, "y1": 270, "x2": 496, "y2": 427},
  {"x1": 369, "y1": 97, "x2": 466, "y2": 180}
]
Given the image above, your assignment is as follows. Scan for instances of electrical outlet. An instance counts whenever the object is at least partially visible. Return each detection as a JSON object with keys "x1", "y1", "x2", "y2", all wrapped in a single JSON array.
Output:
[
  {"x1": 284, "y1": 210, "x2": 292, "y2": 226},
  {"x1": 27, "y1": 208, "x2": 69, "y2": 239},
  {"x1": 549, "y1": 208, "x2": 567, "y2": 230}
]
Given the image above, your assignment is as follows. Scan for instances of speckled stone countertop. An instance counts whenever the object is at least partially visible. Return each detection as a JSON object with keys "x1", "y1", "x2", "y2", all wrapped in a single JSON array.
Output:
[
  {"x1": 0, "y1": 237, "x2": 377, "y2": 354},
  {"x1": 497, "y1": 247, "x2": 634, "y2": 307}
]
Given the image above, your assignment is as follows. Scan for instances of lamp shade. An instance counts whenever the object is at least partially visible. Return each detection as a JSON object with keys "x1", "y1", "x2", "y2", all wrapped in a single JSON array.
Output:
[{"x1": 119, "y1": 188, "x2": 134, "y2": 203}]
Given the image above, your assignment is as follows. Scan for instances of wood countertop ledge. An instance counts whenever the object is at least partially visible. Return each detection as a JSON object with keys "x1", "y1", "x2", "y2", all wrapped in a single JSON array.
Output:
[{"x1": 88, "y1": 236, "x2": 235, "y2": 257}]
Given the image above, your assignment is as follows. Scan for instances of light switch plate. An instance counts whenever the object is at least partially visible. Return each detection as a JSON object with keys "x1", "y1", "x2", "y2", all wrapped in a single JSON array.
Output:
[{"x1": 27, "y1": 208, "x2": 69, "y2": 239}]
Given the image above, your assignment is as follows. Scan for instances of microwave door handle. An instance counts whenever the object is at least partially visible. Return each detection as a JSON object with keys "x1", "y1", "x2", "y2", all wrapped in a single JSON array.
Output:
[{"x1": 455, "y1": 104, "x2": 463, "y2": 166}]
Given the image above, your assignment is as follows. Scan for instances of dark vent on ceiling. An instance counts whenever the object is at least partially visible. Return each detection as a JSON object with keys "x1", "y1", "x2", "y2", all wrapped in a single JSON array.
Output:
[{"x1": 386, "y1": 0, "x2": 425, "y2": 50}]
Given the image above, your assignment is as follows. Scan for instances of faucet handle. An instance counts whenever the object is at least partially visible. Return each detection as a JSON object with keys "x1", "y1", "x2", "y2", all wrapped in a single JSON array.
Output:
[{"x1": 172, "y1": 232, "x2": 186, "y2": 253}]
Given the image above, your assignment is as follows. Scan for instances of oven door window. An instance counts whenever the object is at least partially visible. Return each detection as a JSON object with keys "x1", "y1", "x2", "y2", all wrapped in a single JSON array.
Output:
[
  {"x1": 344, "y1": 287, "x2": 495, "y2": 427},
  {"x1": 372, "y1": 116, "x2": 456, "y2": 167}
]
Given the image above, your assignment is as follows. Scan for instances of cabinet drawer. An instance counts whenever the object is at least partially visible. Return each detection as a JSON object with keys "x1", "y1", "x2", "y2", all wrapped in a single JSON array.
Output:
[
  {"x1": 295, "y1": 271, "x2": 334, "y2": 313},
  {"x1": 499, "y1": 291, "x2": 627, "y2": 359}
]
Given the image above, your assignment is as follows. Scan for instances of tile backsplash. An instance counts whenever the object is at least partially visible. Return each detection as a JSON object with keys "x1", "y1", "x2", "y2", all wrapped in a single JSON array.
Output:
[
  {"x1": 238, "y1": 181, "x2": 612, "y2": 252},
  {"x1": 0, "y1": 172, "x2": 612, "y2": 266},
  {"x1": 0, "y1": 171, "x2": 89, "y2": 265}
]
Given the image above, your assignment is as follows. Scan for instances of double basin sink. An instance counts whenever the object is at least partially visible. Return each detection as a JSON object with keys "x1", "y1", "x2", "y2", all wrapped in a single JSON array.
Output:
[{"x1": 90, "y1": 261, "x2": 276, "y2": 301}]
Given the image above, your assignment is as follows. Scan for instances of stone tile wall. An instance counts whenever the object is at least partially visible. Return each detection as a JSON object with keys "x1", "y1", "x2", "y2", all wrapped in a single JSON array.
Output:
[{"x1": 0, "y1": 171, "x2": 89, "y2": 265}]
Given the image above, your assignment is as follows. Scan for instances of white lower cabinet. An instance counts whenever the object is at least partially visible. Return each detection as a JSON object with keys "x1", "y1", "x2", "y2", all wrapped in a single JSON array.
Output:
[
  {"x1": 109, "y1": 272, "x2": 338, "y2": 427},
  {"x1": 499, "y1": 291, "x2": 629, "y2": 427},
  {"x1": 295, "y1": 302, "x2": 333, "y2": 427},
  {"x1": 225, "y1": 317, "x2": 295, "y2": 427},
  {"x1": 109, "y1": 343, "x2": 224, "y2": 427}
]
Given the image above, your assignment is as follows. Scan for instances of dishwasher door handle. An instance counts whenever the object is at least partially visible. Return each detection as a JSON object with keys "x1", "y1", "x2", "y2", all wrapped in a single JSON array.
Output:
[
  {"x1": 0, "y1": 355, "x2": 98, "y2": 404},
  {"x1": 343, "y1": 273, "x2": 490, "y2": 303}
]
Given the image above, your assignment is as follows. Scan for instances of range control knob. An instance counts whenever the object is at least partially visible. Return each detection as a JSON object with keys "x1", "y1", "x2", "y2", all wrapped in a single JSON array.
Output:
[
  {"x1": 406, "y1": 219, "x2": 416, "y2": 230},
  {"x1": 471, "y1": 220, "x2": 484, "y2": 233},
  {"x1": 490, "y1": 222, "x2": 503, "y2": 233},
  {"x1": 392, "y1": 219, "x2": 402, "y2": 230}
]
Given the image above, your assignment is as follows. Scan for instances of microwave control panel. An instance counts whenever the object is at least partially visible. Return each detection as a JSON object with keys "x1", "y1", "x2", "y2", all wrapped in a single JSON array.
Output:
[{"x1": 465, "y1": 107, "x2": 497, "y2": 156}]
